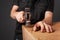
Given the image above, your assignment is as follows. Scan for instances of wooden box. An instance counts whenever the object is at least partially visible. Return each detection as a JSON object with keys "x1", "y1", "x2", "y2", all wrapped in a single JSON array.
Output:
[{"x1": 22, "y1": 22, "x2": 60, "y2": 40}]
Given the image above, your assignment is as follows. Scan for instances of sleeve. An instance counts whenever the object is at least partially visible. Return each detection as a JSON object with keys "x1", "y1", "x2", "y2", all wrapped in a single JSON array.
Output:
[
  {"x1": 47, "y1": 0, "x2": 54, "y2": 12},
  {"x1": 12, "y1": 0, "x2": 19, "y2": 6},
  {"x1": 33, "y1": 0, "x2": 54, "y2": 21},
  {"x1": 12, "y1": 0, "x2": 23, "y2": 11},
  {"x1": 33, "y1": 0, "x2": 49, "y2": 20},
  {"x1": 34, "y1": 0, "x2": 49, "y2": 13}
]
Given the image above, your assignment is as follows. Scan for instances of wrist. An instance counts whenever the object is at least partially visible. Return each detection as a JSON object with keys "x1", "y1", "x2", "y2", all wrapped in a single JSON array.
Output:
[{"x1": 42, "y1": 19, "x2": 52, "y2": 25}]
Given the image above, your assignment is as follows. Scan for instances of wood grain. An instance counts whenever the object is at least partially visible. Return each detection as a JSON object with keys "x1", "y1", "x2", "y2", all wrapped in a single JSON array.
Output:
[{"x1": 22, "y1": 22, "x2": 60, "y2": 40}]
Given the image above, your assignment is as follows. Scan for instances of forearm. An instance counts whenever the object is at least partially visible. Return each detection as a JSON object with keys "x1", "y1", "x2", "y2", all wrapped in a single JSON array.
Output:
[
  {"x1": 43, "y1": 11, "x2": 53, "y2": 25},
  {"x1": 10, "y1": 5, "x2": 19, "y2": 19}
]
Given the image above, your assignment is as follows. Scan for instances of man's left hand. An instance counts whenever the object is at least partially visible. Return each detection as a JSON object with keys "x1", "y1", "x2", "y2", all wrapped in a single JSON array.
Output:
[{"x1": 33, "y1": 21, "x2": 53, "y2": 33}]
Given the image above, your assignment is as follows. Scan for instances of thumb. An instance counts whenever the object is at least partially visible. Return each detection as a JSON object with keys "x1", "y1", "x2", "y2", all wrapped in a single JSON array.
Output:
[{"x1": 19, "y1": 11, "x2": 24, "y2": 14}]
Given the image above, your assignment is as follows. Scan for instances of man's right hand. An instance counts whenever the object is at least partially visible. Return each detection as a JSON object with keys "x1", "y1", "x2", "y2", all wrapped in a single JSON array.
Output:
[{"x1": 15, "y1": 11, "x2": 25, "y2": 23}]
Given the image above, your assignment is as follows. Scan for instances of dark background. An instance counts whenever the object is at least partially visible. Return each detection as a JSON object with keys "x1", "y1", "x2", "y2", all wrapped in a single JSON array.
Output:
[{"x1": 0, "y1": 0, "x2": 60, "y2": 40}]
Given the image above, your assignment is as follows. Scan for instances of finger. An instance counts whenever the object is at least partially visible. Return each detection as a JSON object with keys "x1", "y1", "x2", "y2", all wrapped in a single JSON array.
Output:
[
  {"x1": 16, "y1": 12, "x2": 25, "y2": 23},
  {"x1": 20, "y1": 16, "x2": 25, "y2": 22},
  {"x1": 33, "y1": 24, "x2": 37, "y2": 31},
  {"x1": 18, "y1": 18, "x2": 22, "y2": 23},
  {"x1": 19, "y1": 11, "x2": 24, "y2": 14},
  {"x1": 21, "y1": 13, "x2": 25, "y2": 20},
  {"x1": 17, "y1": 18, "x2": 24, "y2": 23},
  {"x1": 19, "y1": 11, "x2": 24, "y2": 18},
  {"x1": 48, "y1": 25, "x2": 53, "y2": 32},
  {"x1": 38, "y1": 22, "x2": 44, "y2": 32},
  {"x1": 35, "y1": 23, "x2": 41, "y2": 31},
  {"x1": 44, "y1": 23, "x2": 49, "y2": 33}
]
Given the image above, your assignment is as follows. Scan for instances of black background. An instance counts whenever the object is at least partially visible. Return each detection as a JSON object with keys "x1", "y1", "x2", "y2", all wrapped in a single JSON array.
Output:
[{"x1": 0, "y1": 0, "x2": 60, "y2": 40}]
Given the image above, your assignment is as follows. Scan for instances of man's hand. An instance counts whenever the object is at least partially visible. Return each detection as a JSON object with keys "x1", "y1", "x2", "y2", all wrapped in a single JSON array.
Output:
[
  {"x1": 33, "y1": 21, "x2": 53, "y2": 33},
  {"x1": 10, "y1": 5, "x2": 25, "y2": 23},
  {"x1": 33, "y1": 11, "x2": 53, "y2": 33},
  {"x1": 15, "y1": 11, "x2": 25, "y2": 23}
]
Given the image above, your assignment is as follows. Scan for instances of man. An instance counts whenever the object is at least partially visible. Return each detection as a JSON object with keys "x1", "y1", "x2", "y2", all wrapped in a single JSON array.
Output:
[{"x1": 10, "y1": 0, "x2": 54, "y2": 40}]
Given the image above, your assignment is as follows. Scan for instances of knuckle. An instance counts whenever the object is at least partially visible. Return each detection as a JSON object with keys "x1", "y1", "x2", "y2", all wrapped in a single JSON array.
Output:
[{"x1": 20, "y1": 11, "x2": 24, "y2": 14}]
